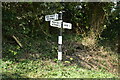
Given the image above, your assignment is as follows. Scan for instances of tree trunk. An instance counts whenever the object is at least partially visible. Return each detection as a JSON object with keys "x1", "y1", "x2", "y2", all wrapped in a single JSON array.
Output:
[
  {"x1": 88, "y1": 3, "x2": 106, "y2": 38},
  {"x1": 82, "y1": 3, "x2": 108, "y2": 46}
]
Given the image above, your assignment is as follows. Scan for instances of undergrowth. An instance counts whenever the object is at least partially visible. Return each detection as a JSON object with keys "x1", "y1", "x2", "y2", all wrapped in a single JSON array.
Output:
[
  {"x1": 2, "y1": 34, "x2": 119, "y2": 78},
  {"x1": 1, "y1": 59, "x2": 118, "y2": 78}
]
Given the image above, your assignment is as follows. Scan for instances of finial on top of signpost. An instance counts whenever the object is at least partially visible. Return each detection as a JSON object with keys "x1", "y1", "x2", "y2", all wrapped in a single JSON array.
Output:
[
  {"x1": 59, "y1": 11, "x2": 62, "y2": 13},
  {"x1": 59, "y1": 10, "x2": 65, "y2": 13}
]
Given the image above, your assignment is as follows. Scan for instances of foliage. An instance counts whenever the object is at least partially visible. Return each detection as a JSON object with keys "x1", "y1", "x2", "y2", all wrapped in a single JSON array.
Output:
[
  {"x1": 2, "y1": 2, "x2": 115, "y2": 37},
  {"x1": 2, "y1": 2, "x2": 119, "y2": 78},
  {"x1": 101, "y1": 2, "x2": 120, "y2": 41},
  {"x1": 99, "y1": 2, "x2": 120, "y2": 50},
  {"x1": 1, "y1": 59, "x2": 118, "y2": 78}
]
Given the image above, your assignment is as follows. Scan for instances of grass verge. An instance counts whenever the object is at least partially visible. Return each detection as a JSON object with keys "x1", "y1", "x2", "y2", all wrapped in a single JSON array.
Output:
[{"x1": 1, "y1": 59, "x2": 118, "y2": 78}]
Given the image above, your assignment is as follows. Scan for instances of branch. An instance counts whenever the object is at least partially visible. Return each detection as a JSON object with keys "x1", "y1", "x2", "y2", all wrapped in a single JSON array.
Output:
[{"x1": 12, "y1": 35, "x2": 23, "y2": 48}]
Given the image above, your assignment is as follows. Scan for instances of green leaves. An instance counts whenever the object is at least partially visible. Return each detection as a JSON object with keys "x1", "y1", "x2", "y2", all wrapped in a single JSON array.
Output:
[{"x1": 2, "y1": 59, "x2": 118, "y2": 78}]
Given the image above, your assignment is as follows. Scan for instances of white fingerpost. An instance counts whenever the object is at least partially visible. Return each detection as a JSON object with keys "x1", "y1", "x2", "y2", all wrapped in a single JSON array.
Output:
[
  {"x1": 63, "y1": 22, "x2": 72, "y2": 29},
  {"x1": 45, "y1": 11, "x2": 72, "y2": 61},
  {"x1": 45, "y1": 13, "x2": 59, "y2": 21},
  {"x1": 50, "y1": 20, "x2": 62, "y2": 28}
]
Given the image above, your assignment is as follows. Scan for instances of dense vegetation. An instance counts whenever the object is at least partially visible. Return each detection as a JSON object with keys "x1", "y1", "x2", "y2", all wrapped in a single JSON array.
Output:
[{"x1": 1, "y1": 2, "x2": 120, "y2": 78}]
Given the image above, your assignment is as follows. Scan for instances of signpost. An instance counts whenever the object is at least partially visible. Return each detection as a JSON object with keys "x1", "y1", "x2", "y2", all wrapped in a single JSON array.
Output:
[
  {"x1": 45, "y1": 13, "x2": 58, "y2": 21},
  {"x1": 63, "y1": 22, "x2": 72, "y2": 29},
  {"x1": 45, "y1": 11, "x2": 72, "y2": 61},
  {"x1": 58, "y1": 11, "x2": 63, "y2": 61},
  {"x1": 50, "y1": 20, "x2": 62, "y2": 28}
]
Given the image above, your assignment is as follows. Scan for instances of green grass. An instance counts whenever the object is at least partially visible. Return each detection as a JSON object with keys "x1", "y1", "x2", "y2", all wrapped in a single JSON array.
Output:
[
  {"x1": 1, "y1": 59, "x2": 118, "y2": 78},
  {"x1": 2, "y1": 34, "x2": 119, "y2": 79}
]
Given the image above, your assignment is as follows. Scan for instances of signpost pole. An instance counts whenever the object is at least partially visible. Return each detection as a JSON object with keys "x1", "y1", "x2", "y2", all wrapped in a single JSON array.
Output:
[
  {"x1": 58, "y1": 11, "x2": 63, "y2": 61},
  {"x1": 45, "y1": 10, "x2": 72, "y2": 61}
]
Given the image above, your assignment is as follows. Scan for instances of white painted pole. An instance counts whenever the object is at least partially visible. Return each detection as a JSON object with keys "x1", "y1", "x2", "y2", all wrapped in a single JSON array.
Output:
[{"x1": 58, "y1": 11, "x2": 63, "y2": 61}]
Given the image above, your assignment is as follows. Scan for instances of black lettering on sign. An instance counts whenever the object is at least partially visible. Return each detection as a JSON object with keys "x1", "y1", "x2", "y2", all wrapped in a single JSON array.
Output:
[
  {"x1": 64, "y1": 24, "x2": 68, "y2": 26},
  {"x1": 50, "y1": 17, "x2": 54, "y2": 19},
  {"x1": 50, "y1": 15, "x2": 54, "y2": 17},
  {"x1": 52, "y1": 23, "x2": 59, "y2": 26}
]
